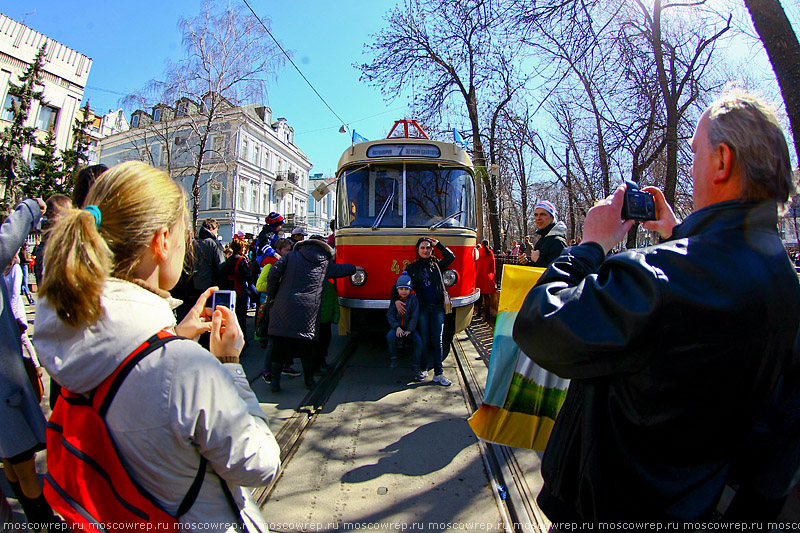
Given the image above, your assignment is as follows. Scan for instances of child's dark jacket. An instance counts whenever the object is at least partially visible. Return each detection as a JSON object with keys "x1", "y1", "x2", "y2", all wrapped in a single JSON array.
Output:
[{"x1": 386, "y1": 293, "x2": 420, "y2": 332}]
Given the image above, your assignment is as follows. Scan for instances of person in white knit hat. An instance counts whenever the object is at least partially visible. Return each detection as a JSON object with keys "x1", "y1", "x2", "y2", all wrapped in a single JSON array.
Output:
[{"x1": 519, "y1": 200, "x2": 568, "y2": 268}]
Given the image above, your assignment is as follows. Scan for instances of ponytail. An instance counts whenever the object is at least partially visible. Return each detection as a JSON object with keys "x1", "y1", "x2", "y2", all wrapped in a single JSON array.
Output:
[
  {"x1": 40, "y1": 208, "x2": 112, "y2": 327},
  {"x1": 39, "y1": 161, "x2": 187, "y2": 328}
]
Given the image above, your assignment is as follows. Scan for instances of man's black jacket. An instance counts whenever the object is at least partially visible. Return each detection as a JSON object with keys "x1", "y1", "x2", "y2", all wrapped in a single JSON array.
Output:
[{"x1": 513, "y1": 200, "x2": 800, "y2": 522}]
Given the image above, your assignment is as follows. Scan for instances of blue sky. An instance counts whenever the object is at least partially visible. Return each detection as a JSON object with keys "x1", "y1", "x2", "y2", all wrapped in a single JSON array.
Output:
[
  {"x1": 5, "y1": 0, "x2": 409, "y2": 176},
  {"x1": 5, "y1": 1, "x2": 799, "y2": 175}
]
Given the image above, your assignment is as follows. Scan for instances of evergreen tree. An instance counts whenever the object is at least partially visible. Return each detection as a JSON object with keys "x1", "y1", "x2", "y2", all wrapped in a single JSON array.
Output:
[
  {"x1": 0, "y1": 44, "x2": 47, "y2": 212},
  {"x1": 22, "y1": 130, "x2": 64, "y2": 199},
  {"x1": 61, "y1": 101, "x2": 93, "y2": 192}
]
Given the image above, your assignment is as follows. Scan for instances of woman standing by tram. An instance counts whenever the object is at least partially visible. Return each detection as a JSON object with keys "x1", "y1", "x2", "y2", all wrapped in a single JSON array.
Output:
[{"x1": 394, "y1": 237, "x2": 455, "y2": 386}]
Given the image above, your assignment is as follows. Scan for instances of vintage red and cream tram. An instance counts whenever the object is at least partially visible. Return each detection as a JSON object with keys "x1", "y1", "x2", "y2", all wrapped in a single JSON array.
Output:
[{"x1": 333, "y1": 120, "x2": 480, "y2": 339}]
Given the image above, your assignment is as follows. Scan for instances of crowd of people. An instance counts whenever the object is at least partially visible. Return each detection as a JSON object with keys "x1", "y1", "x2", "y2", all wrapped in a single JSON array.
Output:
[{"x1": 1, "y1": 89, "x2": 799, "y2": 529}]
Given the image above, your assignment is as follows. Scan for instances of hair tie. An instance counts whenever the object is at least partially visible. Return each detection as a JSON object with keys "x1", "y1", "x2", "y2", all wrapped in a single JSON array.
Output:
[{"x1": 84, "y1": 205, "x2": 102, "y2": 228}]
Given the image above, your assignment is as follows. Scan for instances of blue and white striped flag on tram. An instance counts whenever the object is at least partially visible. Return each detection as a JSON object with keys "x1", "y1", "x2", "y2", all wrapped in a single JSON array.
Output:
[{"x1": 352, "y1": 130, "x2": 369, "y2": 144}]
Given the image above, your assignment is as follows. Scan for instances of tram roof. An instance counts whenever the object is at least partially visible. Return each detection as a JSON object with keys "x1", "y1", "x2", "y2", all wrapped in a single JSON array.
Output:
[{"x1": 336, "y1": 137, "x2": 473, "y2": 173}]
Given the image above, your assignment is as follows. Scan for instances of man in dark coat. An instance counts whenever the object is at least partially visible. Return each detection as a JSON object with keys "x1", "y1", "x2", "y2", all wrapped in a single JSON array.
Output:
[
  {"x1": 191, "y1": 218, "x2": 225, "y2": 295},
  {"x1": 512, "y1": 90, "x2": 800, "y2": 523},
  {"x1": 519, "y1": 200, "x2": 568, "y2": 268},
  {"x1": 266, "y1": 238, "x2": 361, "y2": 390}
]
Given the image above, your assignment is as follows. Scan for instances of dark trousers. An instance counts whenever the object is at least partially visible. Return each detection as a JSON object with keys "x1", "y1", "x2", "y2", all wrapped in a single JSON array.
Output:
[
  {"x1": 315, "y1": 323, "x2": 333, "y2": 368},
  {"x1": 271, "y1": 336, "x2": 317, "y2": 386}
]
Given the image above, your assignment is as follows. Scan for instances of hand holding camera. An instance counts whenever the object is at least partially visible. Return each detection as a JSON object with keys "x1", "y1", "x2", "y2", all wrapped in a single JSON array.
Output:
[
  {"x1": 582, "y1": 185, "x2": 635, "y2": 253},
  {"x1": 641, "y1": 186, "x2": 679, "y2": 240},
  {"x1": 209, "y1": 294, "x2": 244, "y2": 361},
  {"x1": 175, "y1": 286, "x2": 217, "y2": 339}
]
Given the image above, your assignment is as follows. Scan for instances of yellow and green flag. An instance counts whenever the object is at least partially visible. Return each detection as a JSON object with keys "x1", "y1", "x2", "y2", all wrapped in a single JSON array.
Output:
[{"x1": 468, "y1": 265, "x2": 570, "y2": 451}]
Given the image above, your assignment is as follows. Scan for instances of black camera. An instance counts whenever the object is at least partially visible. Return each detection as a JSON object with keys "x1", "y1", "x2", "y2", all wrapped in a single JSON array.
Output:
[{"x1": 621, "y1": 181, "x2": 656, "y2": 221}]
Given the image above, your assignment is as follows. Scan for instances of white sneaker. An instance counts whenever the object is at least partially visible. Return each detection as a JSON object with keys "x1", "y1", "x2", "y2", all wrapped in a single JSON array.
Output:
[
  {"x1": 413, "y1": 370, "x2": 428, "y2": 382},
  {"x1": 432, "y1": 374, "x2": 452, "y2": 387}
]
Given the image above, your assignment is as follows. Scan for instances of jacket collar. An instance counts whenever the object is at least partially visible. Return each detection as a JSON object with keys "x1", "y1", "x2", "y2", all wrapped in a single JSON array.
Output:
[
  {"x1": 537, "y1": 221, "x2": 556, "y2": 237},
  {"x1": 670, "y1": 200, "x2": 778, "y2": 240},
  {"x1": 198, "y1": 225, "x2": 216, "y2": 241}
]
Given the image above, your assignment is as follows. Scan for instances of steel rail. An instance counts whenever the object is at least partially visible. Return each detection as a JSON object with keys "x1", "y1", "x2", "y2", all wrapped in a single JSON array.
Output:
[{"x1": 253, "y1": 325, "x2": 546, "y2": 531}]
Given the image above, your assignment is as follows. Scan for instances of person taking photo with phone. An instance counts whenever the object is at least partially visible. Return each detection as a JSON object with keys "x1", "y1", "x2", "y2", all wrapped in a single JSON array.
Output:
[{"x1": 34, "y1": 161, "x2": 280, "y2": 531}]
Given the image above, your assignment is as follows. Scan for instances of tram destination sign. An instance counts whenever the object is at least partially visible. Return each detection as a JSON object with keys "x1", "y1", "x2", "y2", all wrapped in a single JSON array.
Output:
[{"x1": 367, "y1": 144, "x2": 441, "y2": 158}]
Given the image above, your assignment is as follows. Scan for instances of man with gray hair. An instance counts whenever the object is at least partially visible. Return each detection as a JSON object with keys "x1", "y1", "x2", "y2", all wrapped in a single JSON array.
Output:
[{"x1": 513, "y1": 90, "x2": 800, "y2": 524}]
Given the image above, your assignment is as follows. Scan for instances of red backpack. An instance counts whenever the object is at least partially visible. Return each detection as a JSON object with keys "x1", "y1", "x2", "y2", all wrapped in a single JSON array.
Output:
[{"x1": 44, "y1": 331, "x2": 207, "y2": 531}]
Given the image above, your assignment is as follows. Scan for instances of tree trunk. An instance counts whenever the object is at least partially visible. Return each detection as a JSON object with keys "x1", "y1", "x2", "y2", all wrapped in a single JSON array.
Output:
[
  {"x1": 468, "y1": 94, "x2": 501, "y2": 250},
  {"x1": 663, "y1": 109, "x2": 679, "y2": 206},
  {"x1": 744, "y1": 0, "x2": 800, "y2": 164}
]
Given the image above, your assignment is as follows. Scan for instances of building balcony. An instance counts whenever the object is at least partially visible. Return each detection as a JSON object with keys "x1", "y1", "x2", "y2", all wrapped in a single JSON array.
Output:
[
  {"x1": 274, "y1": 171, "x2": 299, "y2": 194},
  {"x1": 276, "y1": 170, "x2": 298, "y2": 184}
]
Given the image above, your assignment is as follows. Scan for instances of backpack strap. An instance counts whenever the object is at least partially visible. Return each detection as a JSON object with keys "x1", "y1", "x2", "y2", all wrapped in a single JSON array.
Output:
[
  {"x1": 91, "y1": 330, "x2": 209, "y2": 518},
  {"x1": 94, "y1": 330, "x2": 180, "y2": 417}
]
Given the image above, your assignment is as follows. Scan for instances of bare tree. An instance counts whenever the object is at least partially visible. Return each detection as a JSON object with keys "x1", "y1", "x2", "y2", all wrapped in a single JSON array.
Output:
[
  {"x1": 625, "y1": 0, "x2": 731, "y2": 206},
  {"x1": 358, "y1": 0, "x2": 521, "y2": 248},
  {"x1": 743, "y1": 0, "x2": 800, "y2": 164},
  {"x1": 134, "y1": 3, "x2": 284, "y2": 232}
]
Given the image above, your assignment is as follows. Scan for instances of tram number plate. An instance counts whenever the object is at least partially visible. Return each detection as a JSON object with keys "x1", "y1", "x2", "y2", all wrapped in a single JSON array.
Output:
[{"x1": 391, "y1": 259, "x2": 412, "y2": 274}]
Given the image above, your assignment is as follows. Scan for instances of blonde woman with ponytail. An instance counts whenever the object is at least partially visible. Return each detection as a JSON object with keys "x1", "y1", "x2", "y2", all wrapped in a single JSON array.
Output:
[{"x1": 34, "y1": 162, "x2": 280, "y2": 531}]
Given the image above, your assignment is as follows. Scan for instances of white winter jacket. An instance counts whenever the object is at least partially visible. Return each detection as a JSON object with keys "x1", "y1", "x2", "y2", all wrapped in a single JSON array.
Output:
[{"x1": 35, "y1": 278, "x2": 280, "y2": 532}]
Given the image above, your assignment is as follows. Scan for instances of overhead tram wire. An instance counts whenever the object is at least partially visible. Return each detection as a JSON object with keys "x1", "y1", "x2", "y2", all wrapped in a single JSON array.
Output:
[{"x1": 242, "y1": 0, "x2": 351, "y2": 134}]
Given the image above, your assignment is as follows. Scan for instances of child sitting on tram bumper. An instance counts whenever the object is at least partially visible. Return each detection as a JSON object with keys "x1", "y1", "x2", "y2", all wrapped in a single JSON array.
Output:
[{"x1": 386, "y1": 273, "x2": 422, "y2": 376}]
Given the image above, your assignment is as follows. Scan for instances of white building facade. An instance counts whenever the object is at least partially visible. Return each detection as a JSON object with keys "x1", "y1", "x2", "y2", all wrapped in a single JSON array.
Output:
[
  {"x1": 0, "y1": 14, "x2": 91, "y2": 159},
  {"x1": 308, "y1": 172, "x2": 336, "y2": 236},
  {"x1": 97, "y1": 101, "x2": 312, "y2": 242},
  {"x1": 86, "y1": 109, "x2": 129, "y2": 165}
]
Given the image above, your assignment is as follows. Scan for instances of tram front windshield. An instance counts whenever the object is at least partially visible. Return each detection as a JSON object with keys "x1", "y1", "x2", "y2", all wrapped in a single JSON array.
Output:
[{"x1": 338, "y1": 164, "x2": 476, "y2": 229}]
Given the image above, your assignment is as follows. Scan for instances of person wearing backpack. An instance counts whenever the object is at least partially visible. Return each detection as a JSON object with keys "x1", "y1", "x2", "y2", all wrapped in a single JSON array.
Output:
[{"x1": 34, "y1": 162, "x2": 280, "y2": 531}]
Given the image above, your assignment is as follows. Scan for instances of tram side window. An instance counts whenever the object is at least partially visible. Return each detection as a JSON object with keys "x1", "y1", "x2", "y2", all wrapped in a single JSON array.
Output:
[
  {"x1": 406, "y1": 167, "x2": 475, "y2": 229},
  {"x1": 341, "y1": 166, "x2": 403, "y2": 228}
]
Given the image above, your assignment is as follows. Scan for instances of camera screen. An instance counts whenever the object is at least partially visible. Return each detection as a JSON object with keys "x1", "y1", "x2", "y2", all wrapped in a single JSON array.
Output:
[{"x1": 211, "y1": 291, "x2": 235, "y2": 311}]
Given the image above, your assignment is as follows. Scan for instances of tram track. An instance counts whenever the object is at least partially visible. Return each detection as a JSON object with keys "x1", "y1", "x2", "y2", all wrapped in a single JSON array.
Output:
[{"x1": 254, "y1": 321, "x2": 547, "y2": 532}]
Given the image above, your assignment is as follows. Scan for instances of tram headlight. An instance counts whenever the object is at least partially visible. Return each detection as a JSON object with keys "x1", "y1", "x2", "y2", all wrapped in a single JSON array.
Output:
[
  {"x1": 350, "y1": 269, "x2": 367, "y2": 286},
  {"x1": 442, "y1": 269, "x2": 458, "y2": 287}
]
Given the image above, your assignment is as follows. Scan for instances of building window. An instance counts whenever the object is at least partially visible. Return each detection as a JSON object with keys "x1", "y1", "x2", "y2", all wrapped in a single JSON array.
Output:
[
  {"x1": 210, "y1": 181, "x2": 222, "y2": 209},
  {"x1": 176, "y1": 102, "x2": 188, "y2": 117},
  {"x1": 153, "y1": 108, "x2": 162, "y2": 122},
  {"x1": 251, "y1": 185, "x2": 259, "y2": 213},
  {"x1": 213, "y1": 135, "x2": 225, "y2": 156},
  {"x1": 36, "y1": 105, "x2": 59, "y2": 132},
  {"x1": 2, "y1": 94, "x2": 19, "y2": 122},
  {"x1": 131, "y1": 114, "x2": 140, "y2": 128},
  {"x1": 239, "y1": 183, "x2": 247, "y2": 210},
  {"x1": 240, "y1": 138, "x2": 249, "y2": 160},
  {"x1": 252, "y1": 144, "x2": 259, "y2": 166}
]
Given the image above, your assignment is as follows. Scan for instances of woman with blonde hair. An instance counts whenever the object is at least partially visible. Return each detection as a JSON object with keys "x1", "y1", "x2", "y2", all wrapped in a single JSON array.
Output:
[{"x1": 34, "y1": 162, "x2": 280, "y2": 531}]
